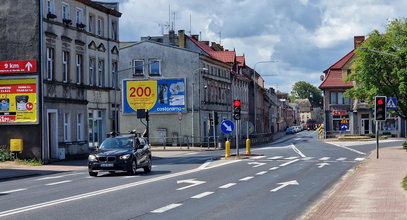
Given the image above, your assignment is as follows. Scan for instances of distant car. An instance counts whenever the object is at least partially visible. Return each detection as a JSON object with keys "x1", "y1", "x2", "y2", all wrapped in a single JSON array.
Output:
[
  {"x1": 286, "y1": 127, "x2": 295, "y2": 134},
  {"x1": 88, "y1": 134, "x2": 152, "y2": 177},
  {"x1": 293, "y1": 126, "x2": 301, "y2": 133}
]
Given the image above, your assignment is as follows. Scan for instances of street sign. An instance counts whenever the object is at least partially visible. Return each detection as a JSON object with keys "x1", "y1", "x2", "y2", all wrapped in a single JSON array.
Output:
[
  {"x1": 386, "y1": 97, "x2": 397, "y2": 110},
  {"x1": 220, "y1": 120, "x2": 234, "y2": 134},
  {"x1": 341, "y1": 123, "x2": 348, "y2": 130},
  {"x1": 0, "y1": 60, "x2": 37, "y2": 74}
]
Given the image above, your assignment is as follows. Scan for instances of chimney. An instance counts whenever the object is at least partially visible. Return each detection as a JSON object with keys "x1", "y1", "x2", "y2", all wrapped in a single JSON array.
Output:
[
  {"x1": 178, "y1": 30, "x2": 185, "y2": 48},
  {"x1": 354, "y1": 36, "x2": 365, "y2": 49},
  {"x1": 169, "y1": 30, "x2": 176, "y2": 46},
  {"x1": 202, "y1": 41, "x2": 209, "y2": 46},
  {"x1": 191, "y1": 34, "x2": 199, "y2": 41}
]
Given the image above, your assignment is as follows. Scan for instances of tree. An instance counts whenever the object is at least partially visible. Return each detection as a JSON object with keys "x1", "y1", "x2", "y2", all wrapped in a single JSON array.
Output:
[
  {"x1": 290, "y1": 81, "x2": 322, "y2": 107},
  {"x1": 346, "y1": 18, "x2": 407, "y2": 119}
]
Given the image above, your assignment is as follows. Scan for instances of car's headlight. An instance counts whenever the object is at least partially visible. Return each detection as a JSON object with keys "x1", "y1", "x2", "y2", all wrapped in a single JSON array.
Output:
[
  {"x1": 120, "y1": 154, "x2": 131, "y2": 160},
  {"x1": 88, "y1": 155, "x2": 97, "y2": 161}
]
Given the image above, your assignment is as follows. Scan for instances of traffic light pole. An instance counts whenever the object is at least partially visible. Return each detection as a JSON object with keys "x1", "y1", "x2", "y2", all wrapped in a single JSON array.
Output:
[
  {"x1": 235, "y1": 120, "x2": 239, "y2": 157},
  {"x1": 376, "y1": 121, "x2": 379, "y2": 159}
]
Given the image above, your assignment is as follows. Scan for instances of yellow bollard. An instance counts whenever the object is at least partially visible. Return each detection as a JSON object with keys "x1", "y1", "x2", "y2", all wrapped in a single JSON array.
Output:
[
  {"x1": 225, "y1": 140, "x2": 231, "y2": 158},
  {"x1": 246, "y1": 138, "x2": 251, "y2": 155}
]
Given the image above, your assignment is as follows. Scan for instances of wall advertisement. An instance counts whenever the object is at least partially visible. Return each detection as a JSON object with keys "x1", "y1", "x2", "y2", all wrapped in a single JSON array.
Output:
[
  {"x1": 123, "y1": 79, "x2": 186, "y2": 113},
  {"x1": 0, "y1": 77, "x2": 38, "y2": 124}
]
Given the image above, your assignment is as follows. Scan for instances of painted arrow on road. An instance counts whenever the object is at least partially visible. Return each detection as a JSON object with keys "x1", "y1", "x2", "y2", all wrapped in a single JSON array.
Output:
[
  {"x1": 270, "y1": 180, "x2": 299, "y2": 192},
  {"x1": 176, "y1": 178, "x2": 206, "y2": 190},
  {"x1": 317, "y1": 163, "x2": 329, "y2": 168},
  {"x1": 248, "y1": 162, "x2": 266, "y2": 167}
]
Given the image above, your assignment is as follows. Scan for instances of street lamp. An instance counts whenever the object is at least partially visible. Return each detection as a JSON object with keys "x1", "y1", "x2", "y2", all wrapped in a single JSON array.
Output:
[
  {"x1": 192, "y1": 67, "x2": 208, "y2": 148},
  {"x1": 253, "y1": 60, "x2": 278, "y2": 133},
  {"x1": 359, "y1": 47, "x2": 398, "y2": 57}
]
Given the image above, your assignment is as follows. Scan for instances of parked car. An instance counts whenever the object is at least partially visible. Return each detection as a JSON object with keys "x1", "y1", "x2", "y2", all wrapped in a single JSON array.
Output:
[
  {"x1": 88, "y1": 133, "x2": 152, "y2": 177},
  {"x1": 306, "y1": 119, "x2": 317, "y2": 130},
  {"x1": 286, "y1": 127, "x2": 295, "y2": 134},
  {"x1": 292, "y1": 126, "x2": 301, "y2": 133}
]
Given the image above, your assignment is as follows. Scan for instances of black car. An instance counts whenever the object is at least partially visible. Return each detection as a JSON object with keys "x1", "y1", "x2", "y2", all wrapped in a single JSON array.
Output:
[{"x1": 88, "y1": 135, "x2": 152, "y2": 176}]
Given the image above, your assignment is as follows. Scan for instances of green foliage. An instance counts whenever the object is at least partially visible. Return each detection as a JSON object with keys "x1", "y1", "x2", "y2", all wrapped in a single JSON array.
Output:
[
  {"x1": 367, "y1": 133, "x2": 376, "y2": 138},
  {"x1": 15, "y1": 159, "x2": 42, "y2": 166},
  {"x1": 290, "y1": 81, "x2": 323, "y2": 107},
  {"x1": 403, "y1": 175, "x2": 407, "y2": 191},
  {"x1": 403, "y1": 141, "x2": 407, "y2": 150},
  {"x1": 346, "y1": 18, "x2": 407, "y2": 120},
  {"x1": 0, "y1": 146, "x2": 13, "y2": 162}
]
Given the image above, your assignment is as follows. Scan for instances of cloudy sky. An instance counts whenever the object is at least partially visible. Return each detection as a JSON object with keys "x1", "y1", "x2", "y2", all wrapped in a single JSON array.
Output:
[{"x1": 98, "y1": 0, "x2": 406, "y2": 93}]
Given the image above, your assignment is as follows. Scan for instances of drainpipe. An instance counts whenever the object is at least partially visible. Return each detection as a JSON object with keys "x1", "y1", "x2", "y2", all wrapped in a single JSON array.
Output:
[{"x1": 39, "y1": 0, "x2": 45, "y2": 163}]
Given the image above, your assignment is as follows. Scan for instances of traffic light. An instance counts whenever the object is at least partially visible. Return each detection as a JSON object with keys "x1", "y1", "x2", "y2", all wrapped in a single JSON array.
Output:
[
  {"x1": 233, "y1": 100, "x2": 241, "y2": 120},
  {"x1": 375, "y1": 96, "x2": 387, "y2": 121}
]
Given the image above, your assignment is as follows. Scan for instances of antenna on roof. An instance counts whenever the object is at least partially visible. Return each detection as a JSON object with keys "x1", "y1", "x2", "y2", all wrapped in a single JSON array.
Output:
[
  {"x1": 189, "y1": 14, "x2": 192, "y2": 35},
  {"x1": 218, "y1": 31, "x2": 222, "y2": 45}
]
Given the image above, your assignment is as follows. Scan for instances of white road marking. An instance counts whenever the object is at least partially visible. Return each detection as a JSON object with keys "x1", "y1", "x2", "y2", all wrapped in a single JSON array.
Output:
[
  {"x1": 294, "y1": 138, "x2": 301, "y2": 141},
  {"x1": 239, "y1": 176, "x2": 254, "y2": 181},
  {"x1": 270, "y1": 180, "x2": 299, "y2": 192},
  {"x1": 279, "y1": 159, "x2": 300, "y2": 167},
  {"x1": 248, "y1": 162, "x2": 266, "y2": 167},
  {"x1": 319, "y1": 157, "x2": 330, "y2": 161},
  {"x1": 0, "y1": 159, "x2": 240, "y2": 218},
  {"x1": 325, "y1": 142, "x2": 367, "y2": 155},
  {"x1": 151, "y1": 203, "x2": 182, "y2": 213},
  {"x1": 191, "y1": 192, "x2": 214, "y2": 199},
  {"x1": 45, "y1": 180, "x2": 72, "y2": 186},
  {"x1": 302, "y1": 157, "x2": 313, "y2": 160},
  {"x1": 36, "y1": 173, "x2": 80, "y2": 181},
  {"x1": 251, "y1": 155, "x2": 266, "y2": 160},
  {"x1": 256, "y1": 171, "x2": 268, "y2": 175},
  {"x1": 184, "y1": 152, "x2": 199, "y2": 155},
  {"x1": 355, "y1": 158, "x2": 365, "y2": 161},
  {"x1": 0, "y1": 189, "x2": 27, "y2": 194},
  {"x1": 198, "y1": 160, "x2": 213, "y2": 169},
  {"x1": 269, "y1": 167, "x2": 279, "y2": 170},
  {"x1": 152, "y1": 165, "x2": 158, "y2": 168},
  {"x1": 317, "y1": 163, "x2": 330, "y2": 168},
  {"x1": 121, "y1": 176, "x2": 139, "y2": 179},
  {"x1": 177, "y1": 179, "x2": 206, "y2": 191},
  {"x1": 291, "y1": 144, "x2": 306, "y2": 158},
  {"x1": 268, "y1": 156, "x2": 283, "y2": 160},
  {"x1": 337, "y1": 157, "x2": 347, "y2": 161},
  {"x1": 219, "y1": 183, "x2": 236, "y2": 189},
  {"x1": 284, "y1": 156, "x2": 298, "y2": 160}
]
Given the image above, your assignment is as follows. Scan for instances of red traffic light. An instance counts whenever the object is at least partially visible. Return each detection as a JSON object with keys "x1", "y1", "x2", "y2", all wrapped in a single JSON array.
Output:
[
  {"x1": 377, "y1": 99, "x2": 384, "y2": 105},
  {"x1": 233, "y1": 100, "x2": 241, "y2": 107}
]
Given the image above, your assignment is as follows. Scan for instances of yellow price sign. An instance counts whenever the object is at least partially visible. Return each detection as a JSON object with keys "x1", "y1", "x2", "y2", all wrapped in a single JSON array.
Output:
[{"x1": 125, "y1": 80, "x2": 157, "y2": 111}]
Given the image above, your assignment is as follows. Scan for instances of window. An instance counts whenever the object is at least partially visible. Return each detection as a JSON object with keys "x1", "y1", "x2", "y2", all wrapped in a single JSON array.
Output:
[
  {"x1": 330, "y1": 92, "x2": 350, "y2": 105},
  {"x1": 76, "y1": 54, "x2": 83, "y2": 84},
  {"x1": 62, "y1": 3, "x2": 70, "y2": 20},
  {"x1": 133, "y1": 60, "x2": 144, "y2": 75},
  {"x1": 112, "y1": 61, "x2": 117, "y2": 88},
  {"x1": 89, "y1": 58, "x2": 95, "y2": 86},
  {"x1": 88, "y1": 15, "x2": 94, "y2": 33},
  {"x1": 76, "y1": 8, "x2": 83, "y2": 25},
  {"x1": 97, "y1": 18, "x2": 104, "y2": 36},
  {"x1": 62, "y1": 51, "x2": 70, "y2": 83},
  {"x1": 149, "y1": 59, "x2": 161, "y2": 75},
  {"x1": 46, "y1": 0, "x2": 55, "y2": 14},
  {"x1": 98, "y1": 59, "x2": 104, "y2": 87},
  {"x1": 46, "y1": 47, "x2": 54, "y2": 80},
  {"x1": 111, "y1": 21, "x2": 118, "y2": 40},
  {"x1": 77, "y1": 113, "x2": 83, "y2": 141},
  {"x1": 64, "y1": 112, "x2": 71, "y2": 142}
]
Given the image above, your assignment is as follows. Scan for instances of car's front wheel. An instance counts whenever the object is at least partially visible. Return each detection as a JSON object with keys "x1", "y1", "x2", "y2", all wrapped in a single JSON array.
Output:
[
  {"x1": 127, "y1": 160, "x2": 137, "y2": 175},
  {"x1": 143, "y1": 157, "x2": 152, "y2": 173},
  {"x1": 89, "y1": 171, "x2": 98, "y2": 177}
]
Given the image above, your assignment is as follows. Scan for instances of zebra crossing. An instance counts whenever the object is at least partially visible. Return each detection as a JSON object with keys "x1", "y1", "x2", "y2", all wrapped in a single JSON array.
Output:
[{"x1": 262, "y1": 156, "x2": 365, "y2": 162}]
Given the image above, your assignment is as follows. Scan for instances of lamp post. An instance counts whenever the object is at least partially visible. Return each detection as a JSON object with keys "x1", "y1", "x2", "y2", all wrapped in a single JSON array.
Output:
[
  {"x1": 253, "y1": 60, "x2": 278, "y2": 133},
  {"x1": 192, "y1": 67, "x2": 208, "y2": 148},
  {"x1": 113, "y1": 62, "x2": 156, "y2": 135}
]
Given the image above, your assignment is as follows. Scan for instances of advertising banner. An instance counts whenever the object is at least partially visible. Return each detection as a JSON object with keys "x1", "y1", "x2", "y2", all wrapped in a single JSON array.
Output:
[
  {"x1": 0, "y1": 77, "x2": 38, "y2": 124},
  {"x1": 123, "y1": 79, "x2": 186, "y2": 113}
]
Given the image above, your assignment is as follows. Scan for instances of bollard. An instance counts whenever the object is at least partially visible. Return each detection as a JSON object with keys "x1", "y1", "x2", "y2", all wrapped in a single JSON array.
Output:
[
  {"x1": 225, "y1": 140, "x2": 231, "y2": 158},
  {"x1": 246, "y1": 138, "x2": 251, "y2": 154}
]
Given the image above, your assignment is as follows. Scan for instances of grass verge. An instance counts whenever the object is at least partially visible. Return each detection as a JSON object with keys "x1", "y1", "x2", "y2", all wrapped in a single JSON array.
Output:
[{"x1": 15, "y1": 159, "x2": 42, "y2": 166}]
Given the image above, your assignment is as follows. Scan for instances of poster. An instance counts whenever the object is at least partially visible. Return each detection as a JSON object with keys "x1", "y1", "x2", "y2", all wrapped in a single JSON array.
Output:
[
  {"x1": 0, "y1": 77, "x2": 38, "y2": 124},
  {"x1": 123, "y1": 79, "x2": 186, "y2": 113}
]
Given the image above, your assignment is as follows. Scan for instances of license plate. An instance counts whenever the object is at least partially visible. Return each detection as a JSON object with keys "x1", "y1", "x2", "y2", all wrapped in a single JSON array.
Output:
[{"x1": 101, "y1": 163, "x2": 114, "y2": 167}]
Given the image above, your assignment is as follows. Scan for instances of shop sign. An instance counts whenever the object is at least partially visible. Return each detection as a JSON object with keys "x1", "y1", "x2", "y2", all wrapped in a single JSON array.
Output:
[{"x1": 332, "y1": 110, "x2": 347, "y2": 116}]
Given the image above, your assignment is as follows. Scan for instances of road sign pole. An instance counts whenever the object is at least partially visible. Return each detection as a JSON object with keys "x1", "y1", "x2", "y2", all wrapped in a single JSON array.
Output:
[
  {"x1": 376, "y1": 120, "x2": 379, "y2": 159},
  {"x1": 235, "y1": 121, "x2": 239, "y2": 157}
]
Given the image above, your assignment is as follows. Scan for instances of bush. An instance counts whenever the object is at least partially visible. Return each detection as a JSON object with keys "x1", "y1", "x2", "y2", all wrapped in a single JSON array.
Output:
[
  {"x1": 0, "y1": 146, "x2": 13, "y2": 162},
  {"x1": 367, "y1": 133, "x2": 375, "y2": 138},
  {"x1": 403, "y1": 141, "x2": 407, "y2": 150},
  {"x1": 382, "y1": 131, "x2": 392, "y2": 135}
]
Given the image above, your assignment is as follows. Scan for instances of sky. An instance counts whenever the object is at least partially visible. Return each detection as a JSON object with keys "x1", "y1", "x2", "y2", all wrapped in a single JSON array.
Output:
[{"x1": 97, "y1": 0, "x2": 406, "y2": 93}]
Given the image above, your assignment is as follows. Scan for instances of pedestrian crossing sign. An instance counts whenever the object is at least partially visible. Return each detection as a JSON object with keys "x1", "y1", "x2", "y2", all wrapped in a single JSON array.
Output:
[{"x1": 386, "y1": 97, "x2": 397, "y2": 110}]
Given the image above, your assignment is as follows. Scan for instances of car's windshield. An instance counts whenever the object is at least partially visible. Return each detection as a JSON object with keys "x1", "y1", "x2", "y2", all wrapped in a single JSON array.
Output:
[{"x1": 99, "y1": 137, "x2": 133, "y2": 150}]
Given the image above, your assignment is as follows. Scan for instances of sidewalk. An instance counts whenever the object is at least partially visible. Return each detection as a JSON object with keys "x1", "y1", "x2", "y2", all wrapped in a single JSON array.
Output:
[{"x1": 302, "y1": 146, "x2": 407, "y2": 220}]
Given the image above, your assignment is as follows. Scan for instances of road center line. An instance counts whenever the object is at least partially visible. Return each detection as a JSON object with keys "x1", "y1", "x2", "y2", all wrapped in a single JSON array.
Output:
[
  {"x1": 269, "y1": 167, "x2": 279, "y2": 170},
  {"x1": 45, "y1": 180, "x2": 72, "y2": 186},
  {"x1": 37, "y1": 173, "x2": 80, "y2": 181},
  {"x1": 325, "y1": 142, "x2": 367, "y2": 155},
  {"x1": 219, "y1": 183, "x2": 236, "y2": 189},
  {"x1": 191, "y1": 192, "x2": 214, "y2": 199},
  {"x1": 239, "y1": 176, "x2": 254, "y2": 181},
  {"x1": 151, "y1": 203, "x2": 182, "y2": 213},
  {"x1": 279, "y1": 159, "x2": 300, "y2": 167},
  {"x1": 0, "y1": 158, "x2": 239, "y2": 218},
  {"x1": 256, "y1": 171, "x2": 268, "y2": 175},
  {"x1": 0, "y1": 189, "x2": 27, "y2": 194}
]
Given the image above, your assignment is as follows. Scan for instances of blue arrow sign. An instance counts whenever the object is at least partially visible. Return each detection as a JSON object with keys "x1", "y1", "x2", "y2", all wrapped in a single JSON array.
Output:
[
  {"x1": 341, "y1": 123, "x2": 348, "y2": 131},
  {"x1": 220, "y1": 120, "x2": 235, "y2": 134},
  {"x1": 386, "y1": 97, "x2": 397, "y2": 110}
]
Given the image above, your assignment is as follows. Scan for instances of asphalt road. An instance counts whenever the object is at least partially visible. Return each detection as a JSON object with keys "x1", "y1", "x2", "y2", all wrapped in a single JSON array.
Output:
[{"x1": 0, "y1": 131, "x2": 403, "y2": 220}]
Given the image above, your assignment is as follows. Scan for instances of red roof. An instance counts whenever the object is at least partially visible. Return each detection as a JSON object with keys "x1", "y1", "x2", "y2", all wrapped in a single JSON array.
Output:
[
  {"x1": 320, "y1": 49, "x2": 355, "y2": 89},
  {"x1": 209, "y1": 51, "x2": 236, "y2": 63},
  {"x1": 236, "y1": 56, "x2": 245, "y2": 67}
]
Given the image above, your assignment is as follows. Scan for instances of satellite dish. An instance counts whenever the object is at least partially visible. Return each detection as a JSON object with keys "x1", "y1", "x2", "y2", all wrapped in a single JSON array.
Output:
[{"x1": 320, "y1": 75, "x2": 325, "y2": 81}]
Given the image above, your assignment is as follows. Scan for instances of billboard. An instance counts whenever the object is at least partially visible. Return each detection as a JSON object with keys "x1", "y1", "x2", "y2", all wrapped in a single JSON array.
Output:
[
  {"x1": 123, "y1": 79, "x2": 186, "y2": 113},
  {"x1": 0, "y1": 77, "x2": 38, "y2": 124}
]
